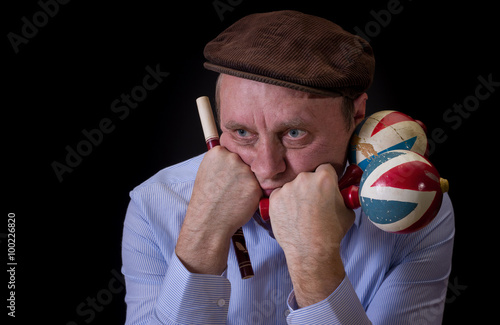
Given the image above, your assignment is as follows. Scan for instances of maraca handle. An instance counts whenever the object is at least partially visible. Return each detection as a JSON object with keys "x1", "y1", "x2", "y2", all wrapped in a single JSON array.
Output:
[
  {"x1": 340, "y1": 185, "x2": 361, "y2": 210},
  {"x1": 259, "y1": 198, "x2": 270, "y2": 221},
  {"x1": 338, "y1": 164, "x2": 363, "y2": 190}
]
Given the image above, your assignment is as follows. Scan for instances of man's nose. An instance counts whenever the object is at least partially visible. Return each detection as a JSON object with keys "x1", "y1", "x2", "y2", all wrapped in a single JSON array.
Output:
[{"x1": 250, "y1": 139, "x2": 286, "y2": 181}]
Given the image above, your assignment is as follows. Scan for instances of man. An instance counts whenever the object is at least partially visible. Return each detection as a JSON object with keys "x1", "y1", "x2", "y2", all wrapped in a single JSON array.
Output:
[{"x1": 122, "y1": 10, "x2": 454, "y2": 324}]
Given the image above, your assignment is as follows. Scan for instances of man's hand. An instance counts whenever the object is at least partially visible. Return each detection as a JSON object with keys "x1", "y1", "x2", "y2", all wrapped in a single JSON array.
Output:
[
  {"x1": 176, "y1": 147, "x2": 262, "y2": 275},
  {"x1": 269, "y1": 164, "x2": 355, "y2": 308}
]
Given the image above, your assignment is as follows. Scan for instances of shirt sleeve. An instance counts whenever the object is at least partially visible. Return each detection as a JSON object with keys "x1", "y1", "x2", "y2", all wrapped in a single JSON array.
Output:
[
  {"x1": 286, "y1": 194, "x2": 455, "y2": 325},
  {"x1": 286, "y1": 276, "x2": 371, "y2": 324},
  {"x1": 366, "y1": 194, "x2": 455, "y2": 324},
  {"x1": 153, "y1": 254, "x2": 231, "y2": 324},
  {"x1": 121, "y1": 187, "x2": 231, "y2": 325}
]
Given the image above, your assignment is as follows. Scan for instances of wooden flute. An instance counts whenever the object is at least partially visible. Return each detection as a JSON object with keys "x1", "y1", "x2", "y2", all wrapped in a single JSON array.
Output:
[{"x1": 196, "y1": 96, "x2": 254, "y2": 280}]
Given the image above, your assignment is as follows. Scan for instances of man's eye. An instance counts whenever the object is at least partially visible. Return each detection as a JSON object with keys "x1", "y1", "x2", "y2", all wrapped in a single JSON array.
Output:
[
  {"x1": 288, "y1": 129, "x2": 305, "y2": 138},
  {"x1": 237, "y1": 129, "x2": 249, "y2": 137}
]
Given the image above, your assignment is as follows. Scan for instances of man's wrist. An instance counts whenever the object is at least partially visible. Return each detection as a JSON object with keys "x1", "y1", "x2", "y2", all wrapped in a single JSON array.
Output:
[
  {"x1": 176, "y1": 220, "x2": 232, "y2": 275},
  {"x1": 287, "y1": 249, "x2": 345, "y2": 308}
]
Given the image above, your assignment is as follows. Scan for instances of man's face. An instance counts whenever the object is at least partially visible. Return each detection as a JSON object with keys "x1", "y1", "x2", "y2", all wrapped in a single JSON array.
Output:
[{"x1": 219, "y1": 74, "x2": 357, "y2": 196}]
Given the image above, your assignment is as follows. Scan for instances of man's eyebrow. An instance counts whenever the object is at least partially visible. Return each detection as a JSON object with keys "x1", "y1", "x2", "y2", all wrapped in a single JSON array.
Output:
[
  {"x1": 276, "y1": 118, "x2": 308, "y2": 130},
  {"x1": 223, "y1": 120, "x2": 247, "y2": 130},
  {"x1": 223, "y1": 118, "x2": 309, "y2": 131}
]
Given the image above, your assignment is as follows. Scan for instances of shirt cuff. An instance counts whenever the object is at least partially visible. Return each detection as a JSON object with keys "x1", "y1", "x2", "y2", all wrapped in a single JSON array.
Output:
[
  {"x1": 286, "y1": 276, "x2": 370, "y2": 324},
  {"x1": 154, "y1": 253, "x2": 231, "y2": 325}
]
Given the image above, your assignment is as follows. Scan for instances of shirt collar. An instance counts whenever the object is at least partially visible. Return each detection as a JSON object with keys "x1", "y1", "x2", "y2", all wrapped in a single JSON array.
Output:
[{"x1": 354, "y1": 207, "x2": 362, "y2": 228}]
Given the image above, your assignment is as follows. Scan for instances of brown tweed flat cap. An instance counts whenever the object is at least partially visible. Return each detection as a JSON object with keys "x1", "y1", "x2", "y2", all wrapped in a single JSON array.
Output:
[{"x1": 204, "y1": 10, "x2": 375, "y2": 99}]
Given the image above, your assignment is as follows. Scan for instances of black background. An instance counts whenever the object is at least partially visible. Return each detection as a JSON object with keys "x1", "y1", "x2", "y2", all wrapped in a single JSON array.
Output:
[{"x1": 4, "y1": 0, "x2": 497, "y2": 324}]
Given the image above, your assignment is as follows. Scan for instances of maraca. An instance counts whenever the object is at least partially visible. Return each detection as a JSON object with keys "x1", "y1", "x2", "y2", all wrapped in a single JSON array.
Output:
[
  {"x1": 338, "y1": 109, "x2": 430, "y2": 201},
  {"x1": 341, "y1": 110, "x2": 448, "y2": 233},
  {"x1": 343, "y1": 150, "x2": 448, "y2": 233},
  {"x1": 349, "y1": 110, "x2": 429, "y2": 170}
]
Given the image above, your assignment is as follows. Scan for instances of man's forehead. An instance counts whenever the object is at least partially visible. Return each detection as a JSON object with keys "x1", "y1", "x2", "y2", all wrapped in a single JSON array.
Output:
[
  {"x1": 219, "y1": 78, "x2": 343, "y2": 129},
  {"x1": 220, "y1": 74, "x2": 329, "y2": 100}
]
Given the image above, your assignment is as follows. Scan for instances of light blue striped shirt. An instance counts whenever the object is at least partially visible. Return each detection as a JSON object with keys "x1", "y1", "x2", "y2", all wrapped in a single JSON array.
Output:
[{"x1": 121, "y1": 153, "x2": 454, "y2": 324}]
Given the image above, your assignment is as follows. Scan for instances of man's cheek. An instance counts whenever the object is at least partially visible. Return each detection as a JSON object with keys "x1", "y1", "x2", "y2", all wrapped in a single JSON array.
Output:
[
  {"x1": 286, "y1": 149, "x2": 322, "y2": 173},
  {"x1": 219, "y1": 133, "x2": 236, "y2": 152},
  {"x1": 219, "y1": 132, "x2": 229, "y2": 147},
  {"x1": 287, "y1": 147, "x2": 343, "y2": 176},
  {"x1": 219, "y1": 134, "x2": 253, "y2": 166}
]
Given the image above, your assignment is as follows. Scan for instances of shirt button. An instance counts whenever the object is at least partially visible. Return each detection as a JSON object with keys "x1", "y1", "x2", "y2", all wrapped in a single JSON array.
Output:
[
  {"x1": 217, "y1": 299, "x2": 226, "y2": 307},
  {"x1": 284, "y1": 309, "x2": 291, "y2": 317}
]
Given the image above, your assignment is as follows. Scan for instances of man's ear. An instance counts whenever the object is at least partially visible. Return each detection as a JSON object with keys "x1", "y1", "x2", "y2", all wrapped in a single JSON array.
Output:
[{"x1": 353, "y1": 93, "x2": 368, "y2": 127}]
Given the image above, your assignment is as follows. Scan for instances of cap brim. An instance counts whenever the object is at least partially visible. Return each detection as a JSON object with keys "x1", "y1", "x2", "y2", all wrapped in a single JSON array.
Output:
[{"x1": 204, "y1": 62, "x2": 343, "y2": 98}]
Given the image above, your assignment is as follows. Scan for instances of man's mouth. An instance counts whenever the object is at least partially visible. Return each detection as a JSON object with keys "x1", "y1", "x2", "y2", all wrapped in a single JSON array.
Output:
[{"x1": 262, "y1": 188, "x2": 275, "y2": 197}]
